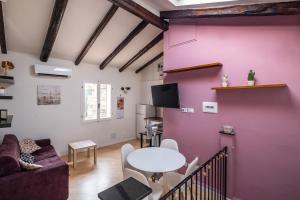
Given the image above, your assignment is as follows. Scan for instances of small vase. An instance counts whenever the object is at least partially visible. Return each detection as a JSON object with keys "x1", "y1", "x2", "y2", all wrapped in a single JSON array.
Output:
[
  {"x1": 222, "y1": 82, "x2": 229, "y2": 87},
  {"x1": 0, "y1": 88, "x2": 5, "y2": 96},
  {"x1": 248, "y1": 80, "x2": 255, "y2": 86}
]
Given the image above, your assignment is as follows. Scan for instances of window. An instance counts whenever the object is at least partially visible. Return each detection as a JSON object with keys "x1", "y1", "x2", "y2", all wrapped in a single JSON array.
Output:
[
  {"x1": 99, "y1": 84, "x2": 112, "y2": 119},
  {"x1": 83, "y1": 82, "x2": 112, "y2": 121}
]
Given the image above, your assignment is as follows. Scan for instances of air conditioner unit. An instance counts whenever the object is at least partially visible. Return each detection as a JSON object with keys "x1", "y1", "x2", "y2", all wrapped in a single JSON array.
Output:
[{"x1": 34, "y1": 64, "x2": 72, "y2": 78}]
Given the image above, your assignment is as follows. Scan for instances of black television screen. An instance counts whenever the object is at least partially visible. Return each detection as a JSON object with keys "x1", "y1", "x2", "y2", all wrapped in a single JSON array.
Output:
[{"x1": 151, "y1": 83, "x2": 180, "y2": 108}]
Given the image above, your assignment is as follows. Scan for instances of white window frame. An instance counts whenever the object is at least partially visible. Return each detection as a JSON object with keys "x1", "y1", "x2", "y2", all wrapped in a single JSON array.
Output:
[
  {"x1": 82, "y1": 81, "x2": 112, "y2": 122},
  {"x1": 99, "y1": 83, "x2": 112, "y2": 121}
]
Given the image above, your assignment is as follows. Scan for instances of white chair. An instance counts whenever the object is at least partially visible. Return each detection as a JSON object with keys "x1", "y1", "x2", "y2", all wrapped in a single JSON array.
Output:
[
  {"x1": 160, "y1": 139, "x2": 179, "y2": 151},
  {"x1": 160, "y1": 157, "x2": 199, "y2": 199},
  {"x1": 121, "y1": 143, "x2": 135, "y2": 178},
  {"x1": 121, "y1": 143, "x2": 152, "y2": 179},
  {"x1": 124, "y1": 168, "x2": 163, "y2": 200}
]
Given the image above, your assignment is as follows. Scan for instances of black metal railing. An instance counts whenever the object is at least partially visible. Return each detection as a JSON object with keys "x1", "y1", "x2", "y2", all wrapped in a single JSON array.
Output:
[{"x1": 160, "y1": 147, "x2": 228, "y2": 200}]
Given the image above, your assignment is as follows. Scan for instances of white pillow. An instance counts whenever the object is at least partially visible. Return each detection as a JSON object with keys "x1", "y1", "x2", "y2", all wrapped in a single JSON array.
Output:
[
  {"x1": 19, "y1": 159, "x2": 42, "y2": 170},
  {"x1": 19, "y1": 139, "x2": 41, "y2": 154}
]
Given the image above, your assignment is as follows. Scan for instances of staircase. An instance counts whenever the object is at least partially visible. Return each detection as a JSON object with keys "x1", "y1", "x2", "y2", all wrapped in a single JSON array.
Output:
[{"x1": 160, "y1": 147, "x2": 228, "y2": 200}]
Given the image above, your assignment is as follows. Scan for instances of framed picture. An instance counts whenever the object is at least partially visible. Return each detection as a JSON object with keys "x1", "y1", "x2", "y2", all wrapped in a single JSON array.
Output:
[
  {"x1": 116, "y1": 96, "x2": 124, "y2": 119},
  {"x1": 37, "y1": 85, "x2": 61, "y2": 105},
  {"x1": 0, "y1": 109, "x2": 7, "y2": 120}
]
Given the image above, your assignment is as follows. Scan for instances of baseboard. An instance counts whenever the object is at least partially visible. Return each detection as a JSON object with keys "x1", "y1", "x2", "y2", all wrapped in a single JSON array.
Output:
[{"x1": 99, "y1": 136, "x2": 137, "y2": 148}]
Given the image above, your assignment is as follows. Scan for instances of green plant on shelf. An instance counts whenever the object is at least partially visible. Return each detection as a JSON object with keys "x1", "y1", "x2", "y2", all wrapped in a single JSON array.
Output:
[{"x1": 248, "y1": 70, "x2": 255, "y2": 81}]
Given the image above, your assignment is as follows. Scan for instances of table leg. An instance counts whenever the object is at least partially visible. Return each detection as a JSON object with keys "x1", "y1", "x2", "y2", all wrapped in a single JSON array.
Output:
[
  {"x1": 73, "y1": 149, "x2": 77, "y2": 169},
  {"x1": 140, "y1": 134, "x2": 143, "y2": 148},
  {"x1": 87, "y1": 148, "x2": 90, "y2": 157},
  {"x1": 162, "y1": 173, "x2": 169, "y2": 195},
  {"x1": 68, "y1": 146, "x2": 71, "y2": 162},
  {"x1": 94, "y1": 146, "x2": 97, "y2": 165},
  {"x1": 150, "y1": 137, "x2": 153, "y2": 147},
  {"x1": 159, "y1": 134, "x2": 162, "y2": 147}
]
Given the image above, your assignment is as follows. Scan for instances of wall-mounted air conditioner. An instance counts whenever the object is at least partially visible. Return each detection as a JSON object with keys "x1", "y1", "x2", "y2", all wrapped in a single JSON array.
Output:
[{"x1": 34, "y1": 64, "x2": 72, "y2": 78}]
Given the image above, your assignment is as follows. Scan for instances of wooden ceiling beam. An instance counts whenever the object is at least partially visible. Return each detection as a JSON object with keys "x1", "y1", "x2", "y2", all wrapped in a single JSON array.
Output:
[
  {"x1": 135, "y1": 52, "x2": 163, "y2": 74},
  {"x1": 107, "y1": 0, "x2": 168, "y2": 31},
  {"x1": 100, "y1": 20, "x2": 148, "y2": 70},
  {"x1": 119, "y1": 32, "x2": 163, "y2": 72},
  {"x1": 40, "y1": 0, "x2": 68, "y2": 62},
  {"x1": 0, "y1": 2, "x2": 7, "y2": 54},
  {"x1": 75, "y1": 5, "x2": 118, "y2": 65},
  {"x1": 160, "y1": 1, "x2": 300, "y2": 19}
]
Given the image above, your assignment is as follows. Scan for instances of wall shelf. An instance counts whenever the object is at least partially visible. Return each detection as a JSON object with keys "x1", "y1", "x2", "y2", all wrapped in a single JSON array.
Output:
[
  {"x1": 212, "y1": 84, "x2": 287, "y2": 90},
  {"x1": 0, "y1": 115, "x2": 13, "y2": 128},
  {"x1": 219, "y1": 131, "x2": 235, "y2": 136},
  {"x1": 163, "y1": 62, "x2": 222, "y2": 74},
  {"x1": 0, "y1": 96, "x2": 13, "y2": 99}
]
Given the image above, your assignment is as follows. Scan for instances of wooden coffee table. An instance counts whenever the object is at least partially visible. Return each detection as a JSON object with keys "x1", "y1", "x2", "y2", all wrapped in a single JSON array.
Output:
[{"x1": 68, "y1": 140, "x2": 97, "y2": 168}]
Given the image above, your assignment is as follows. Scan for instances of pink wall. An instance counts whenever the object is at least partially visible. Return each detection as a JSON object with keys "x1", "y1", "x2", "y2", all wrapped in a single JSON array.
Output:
[{"x1": 163, "y1": 15, "x2": 300, "y2": 200}]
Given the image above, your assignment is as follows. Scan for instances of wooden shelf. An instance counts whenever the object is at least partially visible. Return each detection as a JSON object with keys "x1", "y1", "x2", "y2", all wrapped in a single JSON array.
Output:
[
  {"x1": 0, "y1": 75, "x2": 14, "y2": 88},
  {"x1": 219, "y1": 131, "x2": 235, "y2": 136},
  {"x1": 0, "y1": 96, "x2": 13, "y2": 99},
  {"x1": 163, "y1": 62, "x2": 222, "y2": 74},
  {"x1": 212, "y1": 84, "x2": 287, "y2": 90},
  {"x1": 0, "y1": 115, "x2": 13, "y2": 128}
]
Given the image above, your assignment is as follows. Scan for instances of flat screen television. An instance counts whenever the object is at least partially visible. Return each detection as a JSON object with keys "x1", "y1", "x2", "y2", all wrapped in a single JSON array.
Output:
[{"x1": 151, "y1": 83, "x2": 180, "y2": 108}]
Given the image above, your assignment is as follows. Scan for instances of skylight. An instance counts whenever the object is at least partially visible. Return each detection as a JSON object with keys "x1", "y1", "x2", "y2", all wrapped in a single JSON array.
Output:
[{"x1": 169, "y1": 0, "x2": 236, "y2": 6}]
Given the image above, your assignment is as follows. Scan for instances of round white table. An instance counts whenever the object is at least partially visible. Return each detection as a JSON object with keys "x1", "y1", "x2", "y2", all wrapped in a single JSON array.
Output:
[{"x1": 127, "y1": 147, "x2": 186, "y2": 194}]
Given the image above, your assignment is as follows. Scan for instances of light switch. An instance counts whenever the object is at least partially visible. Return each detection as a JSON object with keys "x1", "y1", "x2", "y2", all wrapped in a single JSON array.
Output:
[{"x1": 202, "y1": 102, "x2": 218, "y2": 113}]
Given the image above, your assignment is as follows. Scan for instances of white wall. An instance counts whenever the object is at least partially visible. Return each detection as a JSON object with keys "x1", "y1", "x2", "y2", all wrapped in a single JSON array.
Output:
[
  {"x1": 0, "y1": 51, "x2": 142, "y2": 155},
  {"x1": 140, "y1": 57, "x2": 163, "y2": 105}
]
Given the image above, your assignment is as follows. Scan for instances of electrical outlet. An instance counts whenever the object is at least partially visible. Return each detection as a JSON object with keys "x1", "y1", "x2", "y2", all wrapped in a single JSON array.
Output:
[
  {"x1": 181, "y1": 108, "x2": 188, "y2": 112},
  {"x1": 181, "y1": 108, "x2": 194, "y2": 113}
]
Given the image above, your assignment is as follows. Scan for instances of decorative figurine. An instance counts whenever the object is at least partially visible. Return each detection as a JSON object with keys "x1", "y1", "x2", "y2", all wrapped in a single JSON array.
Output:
[
  {"x1": 222, "y1": 74, "x2": 229, "y2": 87},
  {"x1": 1, "y1": 61, "x2": 15, "y2": 76},
  {"x1": 247, "y1": 70, "x2": 255, "y2": 86}
]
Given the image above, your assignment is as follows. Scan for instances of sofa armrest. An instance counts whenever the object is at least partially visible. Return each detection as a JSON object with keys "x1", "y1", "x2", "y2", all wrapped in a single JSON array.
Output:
[
  {"x1": 0, "y1": 158, "x2": 69, "y2": 200},
  {"x1": 35, "y1": 139, "x2": 51, "y2": 147}
]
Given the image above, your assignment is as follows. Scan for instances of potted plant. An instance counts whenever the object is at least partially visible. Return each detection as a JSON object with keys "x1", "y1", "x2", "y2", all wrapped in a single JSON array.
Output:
[
  {"x1": 1, "y1": 61, "x2": 15, "y2": 76},
  {"x1": 247, "y1": 70, "x2": 255, "y2": 86}
]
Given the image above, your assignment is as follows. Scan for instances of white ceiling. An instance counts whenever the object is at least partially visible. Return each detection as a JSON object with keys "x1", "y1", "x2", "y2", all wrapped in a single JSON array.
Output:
[
  {"x1": 2, "y1": 0, "x2": 162, "y2": 71},
  {"x1": 1, "y1": 0, "x2": 293, "y2": 71}
]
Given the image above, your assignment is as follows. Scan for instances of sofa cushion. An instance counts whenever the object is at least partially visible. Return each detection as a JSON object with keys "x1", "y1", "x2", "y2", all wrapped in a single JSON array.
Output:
[
  {"x1": 19, "y1": 139, "x2": 41, "y2": 154},
  {"x1": 35, "y1": 139, "x2": 51, "y2": 147},
  {"x1": 19, "y1": 159, "x2": 43, "y2": 170},
  {"x1": 20, "y1": 153, "x2": 35, "y2": 164},
  {"x1": 32, "y1": 145, "x2": 57, "y2": 162}
]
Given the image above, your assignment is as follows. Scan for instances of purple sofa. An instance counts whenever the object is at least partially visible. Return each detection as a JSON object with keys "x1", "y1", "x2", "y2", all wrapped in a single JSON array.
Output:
[{"x1": 0, "y1": 134, "x2": 69, "y2": 200}]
